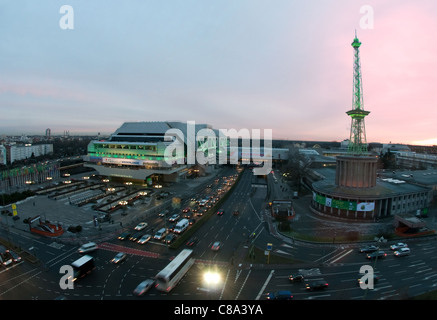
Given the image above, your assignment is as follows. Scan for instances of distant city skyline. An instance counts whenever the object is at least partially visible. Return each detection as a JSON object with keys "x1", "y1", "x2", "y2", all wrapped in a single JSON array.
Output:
[{"x1": 1, "y1": 1, "x2": 437, "y2": 145}]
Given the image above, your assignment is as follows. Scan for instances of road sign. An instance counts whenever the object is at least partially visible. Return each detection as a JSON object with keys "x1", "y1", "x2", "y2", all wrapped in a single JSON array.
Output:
[{"x1": 267, "y1": 243, "x2": 272, "y2": 251}]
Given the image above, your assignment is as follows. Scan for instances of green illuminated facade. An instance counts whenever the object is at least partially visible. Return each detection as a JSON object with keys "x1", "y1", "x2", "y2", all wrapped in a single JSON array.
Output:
[{"x1": 85, "y1": 121, "x2": 227, "y2": 183}]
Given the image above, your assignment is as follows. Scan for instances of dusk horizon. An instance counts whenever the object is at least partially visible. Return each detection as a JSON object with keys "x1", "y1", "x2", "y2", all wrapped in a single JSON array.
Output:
[{"x1": 2, "y1": 1, "x2": 437, "y2": 146}]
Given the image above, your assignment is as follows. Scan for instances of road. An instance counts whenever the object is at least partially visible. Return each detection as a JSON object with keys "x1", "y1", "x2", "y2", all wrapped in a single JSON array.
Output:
[{"x1": 1, "y1": 167, "x2": 437, "y2": 300}]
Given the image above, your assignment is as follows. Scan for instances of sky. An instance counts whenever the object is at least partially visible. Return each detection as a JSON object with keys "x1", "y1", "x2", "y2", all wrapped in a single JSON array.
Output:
[{"x1": 1, "y1": 0, "x2": 437, "y2": 145}]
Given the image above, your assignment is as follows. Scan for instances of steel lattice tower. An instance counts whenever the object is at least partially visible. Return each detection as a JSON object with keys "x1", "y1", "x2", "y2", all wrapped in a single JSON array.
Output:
[{"x1": 346, "y1": 32, "x2": 370, "y2": 155}]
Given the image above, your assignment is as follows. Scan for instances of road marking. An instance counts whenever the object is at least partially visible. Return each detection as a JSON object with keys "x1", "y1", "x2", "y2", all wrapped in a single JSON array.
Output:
[
  {"x1": 235, "y1": 269, "x2": 251, "y2": 300},
  {"x1": 306, "y1": 294, "x2": 331, "y2": 299},
  {"x1": 219, "y1": 269, "x2": 231, "y2": 300},
  {"x1": 255, "y1": 270, "x2": 275, "y2": 300},
  {"x1": 328, "y1": 249, "x2": 353, "y2": 264},
  {"x1": 234, "y1": 270, "x2": 242, "y2": 283}
]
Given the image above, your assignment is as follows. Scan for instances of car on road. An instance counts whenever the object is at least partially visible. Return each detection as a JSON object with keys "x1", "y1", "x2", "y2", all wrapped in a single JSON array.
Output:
[
  {"x1": 189, "y1": 218, "x2": 196, "y2": 225},
  {"x1": 186, "y1": 237, "x2": 199, "y2": 247},
  {"x1": 133, "y1": 279, "x2": 155, "y2": 296},
  {"x1": 134, "y1": 222, "x2": 148, "y2": 231},
  {"x1": 211, "y1": 241, "x2": 221, "y2": 251},
  {"x1": 305, "y1": 280, "x2": 329, "y2": 291},
  {"x1": 111, "y1": 252, "x2": 127, "y2": 264},
  {"x1": 158, "y1": 210, "x2": 169, "y2": 217},
  {"x1": 118, "y1": 232, "x2": 131, "y2": 241},
  {"x1": 266, "y1": 290, "x2": 293, "y2": 300},
  {"x1": 0, "y1": 251, "x2": 12, "y2": 266},
  {"x1": 183, "y1": 212, "x2": 193, "y2": 219},
  {"x1": 169, "y1": 214, "x2": 180, "y2": 222},
  {"x1": 366, "y1": 251, "x2": 387, "y2": 260},
  {"x1": 138, "y1": 234, "x2": 151, "y2": 244},
  {"x1": 78, "y1": 242, "x2": 98, "y2": 254},
  {"x1": 154, "y1": 228, "x2": 168, "y2": 240},
  {"x1": 8, "y1": 250, "x2": 21, "y2": 263},
  {"x1": 357, "y1": 274, "x2": 380, "y2": 287},
  {"x1": 359, "y1": 245, "x2": 379, "y2": 253},
  {"x1": 130, "y1": 232, "x2": 144, "y2": 241},
  {"x1": 288, "y1": 274, "x2": 304, "y2": 283},
  {"x1": 390, "y1": 242, "x2": 408, "y2": 250},
  {"x1": 394, "y1": 247, "x2": 410, "y2": 257},
  {"x1": 164, "y1": 234, "x2": 176, "y2": 244},
  {"x1": 217, "y1": 209, "x2": 224, "y2": 216},
  {"x1": 167, "y1": 223, "x2": 176, "y2": 233}
]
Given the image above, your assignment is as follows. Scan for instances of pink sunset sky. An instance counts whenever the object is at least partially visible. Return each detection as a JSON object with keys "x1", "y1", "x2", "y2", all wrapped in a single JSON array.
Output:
[{"x1": 1, "y1": 1, "x2": 436, "y2": 145}]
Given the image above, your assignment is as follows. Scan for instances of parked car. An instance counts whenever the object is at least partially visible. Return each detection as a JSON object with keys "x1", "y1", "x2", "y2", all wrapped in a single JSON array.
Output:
[{"x1": 133, "y1": 279, "x2": 155, "y2": 296}]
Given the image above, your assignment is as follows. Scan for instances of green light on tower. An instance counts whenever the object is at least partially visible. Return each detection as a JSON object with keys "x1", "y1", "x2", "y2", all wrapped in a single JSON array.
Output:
[{"x1": 347, "y1": 32, "x2": 370, "y2": 155}]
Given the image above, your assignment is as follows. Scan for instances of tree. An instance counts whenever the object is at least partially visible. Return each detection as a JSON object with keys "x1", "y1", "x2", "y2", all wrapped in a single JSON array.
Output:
[
  {"x1": 281, "y1": 147, "x2": 313, "y2": 192},
  {"x1": 379, "y1": 149, "x2": 396, "y2": 169}
]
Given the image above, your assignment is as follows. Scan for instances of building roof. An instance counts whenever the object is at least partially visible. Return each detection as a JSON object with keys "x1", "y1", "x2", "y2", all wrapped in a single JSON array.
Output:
[
  {"x1": 112, "y1": 122, "x2": 172, "y2": 136},
  {"x1": 312, "y1": 178, "x2": 431, "y2": 200},
  {"x1": 108, "y1": 121, "x2": 218, "y2": 148}
]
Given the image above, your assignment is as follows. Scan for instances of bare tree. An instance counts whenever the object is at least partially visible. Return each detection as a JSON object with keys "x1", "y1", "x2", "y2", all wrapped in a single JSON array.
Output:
[{"x1": 281, "y1": 146, "x2": 313, "y2": 192}]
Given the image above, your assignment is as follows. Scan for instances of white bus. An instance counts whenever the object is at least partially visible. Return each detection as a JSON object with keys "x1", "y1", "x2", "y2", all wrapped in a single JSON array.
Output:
[{"x1": 155, "y1": 249, "x2": 194, "y2": 292}]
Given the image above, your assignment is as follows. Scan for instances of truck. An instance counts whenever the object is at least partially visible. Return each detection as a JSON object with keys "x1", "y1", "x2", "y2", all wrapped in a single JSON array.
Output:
[
  {"x1": 174, "y1": 218, "x2": 189, "y2": 234},
  {"x1": 70, "y1": 255, "x2": 95, "y2": 282}
]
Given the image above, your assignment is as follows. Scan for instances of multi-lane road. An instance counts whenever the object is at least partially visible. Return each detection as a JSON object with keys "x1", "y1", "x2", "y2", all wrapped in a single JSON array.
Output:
[{"x1": 1, "y1": 167, "x2": 437, "y2": 300}]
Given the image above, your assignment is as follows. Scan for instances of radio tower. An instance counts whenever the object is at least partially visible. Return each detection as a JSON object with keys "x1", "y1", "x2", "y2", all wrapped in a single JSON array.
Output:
[{"x1": 346, "y1": 32, "x2": 370, "y2": 155}]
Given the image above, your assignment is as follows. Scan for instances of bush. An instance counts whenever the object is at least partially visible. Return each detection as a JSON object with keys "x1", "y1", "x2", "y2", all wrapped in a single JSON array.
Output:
[
  {"x1": 278, "y1": 220, "x2": 291, "y2": 232},
  {"x1": 67, "y1": 225, "x2": 82, "y2": 233}
]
